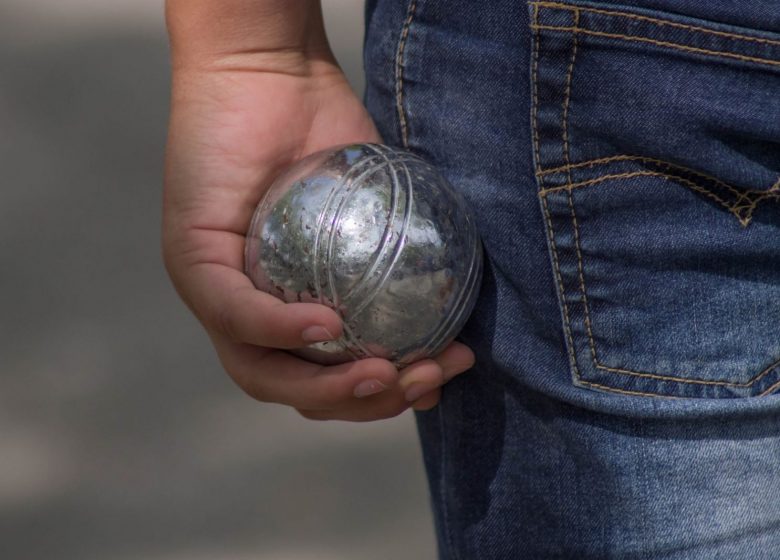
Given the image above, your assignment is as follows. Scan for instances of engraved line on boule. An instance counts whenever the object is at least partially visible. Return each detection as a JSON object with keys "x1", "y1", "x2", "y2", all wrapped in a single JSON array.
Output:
[
  {"x1": 326, "y1": 153, "x2": 414, "y2": 360},
  {"x1": 340, "y1": 148, "x2": 400, "y2": 305},
  {"x1": 324, "y1": 155, "x2": 421, "y2": 307},
  {"x1": 338, "y1": 155, "x2": 424, "y2": 308},
  {"x1": 416, "y1": 201, "x2": 482, "y2": 356},
  {"x1": 419, "y1": 243, "x2": 481, "y2": 359},
  {"x1": 311, "y1": 153, "x2": 384, "y2": 306},
  {"x1": 346, "y1": 153, "x2": 415, "y2": 321},
  {"x1": 319, "y1": 154, "x2": 393, "y2": 360},
  {"x1": 322, "y1": 151, "x2": 417, "y2": 360},
  {"x1": 417, "y1": 225, "x2": 482, "y2": 359},
  {"x1": 339, "y1": 156, "x2": 422, "y2": 305},
  {"x1": 324, "y1": 156, "x2": 392, "y2": 303}
]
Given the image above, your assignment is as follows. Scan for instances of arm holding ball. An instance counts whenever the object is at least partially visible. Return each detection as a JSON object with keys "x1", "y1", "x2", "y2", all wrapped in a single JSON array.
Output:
[{"x1": 162, "y1": 0, "x2": 476, "y2": 421}]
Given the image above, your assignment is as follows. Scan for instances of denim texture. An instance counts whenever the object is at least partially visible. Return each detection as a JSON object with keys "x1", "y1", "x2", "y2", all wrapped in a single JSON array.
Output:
[{"x1": 364, "y1": 1, "x2": 780, "y2": 557}]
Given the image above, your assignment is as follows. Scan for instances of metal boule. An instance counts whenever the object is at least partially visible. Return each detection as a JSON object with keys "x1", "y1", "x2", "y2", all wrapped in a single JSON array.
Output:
[{"x1": 244, "y1": 143, "x2": 483, "y2": 367}]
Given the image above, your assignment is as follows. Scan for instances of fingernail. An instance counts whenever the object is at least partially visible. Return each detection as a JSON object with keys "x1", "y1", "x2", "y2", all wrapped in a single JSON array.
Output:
[
  {"x1": 301, "y1": 326, "x2": 335, "y2": 343},
  {"x1": 404, "y1": 383, "x2": 433, "y2": 403},
  {"x1": 353, "y1": 379, "x2": 388, "y2": 398}
]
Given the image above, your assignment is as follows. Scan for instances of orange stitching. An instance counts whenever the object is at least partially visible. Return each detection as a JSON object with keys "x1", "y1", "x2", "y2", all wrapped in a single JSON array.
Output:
[
  {"x1": 535, "y1": 4, "x2": 780, "y2": 397},
  {"x1": 532, "y1": 2, "x2": 780, "y2": 47},
  {"x1": 649, "y1": 160, "x2": 740, "y2": 198},
  {"x1": 596, "y1": 357, "x2": 780, "y2": 388},
  {"x1": 542, "y1": 193, "x2": 584, "y2": 384},
  {"x1": 539, "y1": 156, "x2": 778, "y2": 225},
  {"x1": 555, "y1": 38, "x2": 764, "y2": 389},
  {"x1": 537, "y1": 154, "x2": 780, "y2": 198},
  {"x1": 545, "y1": 170, "x2": 759, "y2": 224},
  {"x1": 531, "y1": 3, "x2": 544, "y2": 177},
  {"x1": 557, "y1": 171, "x2": 780, "y2": 385},
  {"x1": 540, "y1": 170, "x2": 729, "y2": 204},
  {"x1": 561, "y1": 7, "x2": 579, "y2": 181},
  {"x1": 538, "y1": 155, "x2": 749, "y2": 197},
  {"x1": 533, "y1": 8, "x2": 584, "y2": 385},
  {"x1": 551, "y1": 170, "x2": 780, "y2": 386},
  {"x1": 562, "y1": 10, "x2": 599, "y2": 389},
  {"x1": 568, "y1": 182, "x2": 780, "y2": 386},
  {"x1": 395, "y1": 0, "x2": 418, "y2": 148},
  {"x1": 759, "y1": 378, "x2": 780, "y2": 397},
  {"x1": 737, "y1": 188, "x2": 780, "y2": 225},
  {"x1": 538, "y1": 155, "x2": 728, "y2": 190},
  {"x1": 530, "y1": 25, "x2": 780, "y2": 67}
]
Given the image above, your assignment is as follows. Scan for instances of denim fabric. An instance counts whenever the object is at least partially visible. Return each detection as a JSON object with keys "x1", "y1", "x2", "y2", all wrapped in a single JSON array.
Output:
[{"x1": 364, "y1": 1, "x2": 780, "y2": 558}]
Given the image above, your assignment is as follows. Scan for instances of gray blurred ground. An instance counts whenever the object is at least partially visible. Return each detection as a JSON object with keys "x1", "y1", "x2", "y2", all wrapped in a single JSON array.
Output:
[{"x1": 0, "y1": 2, "x2": 436, "y2": 558}]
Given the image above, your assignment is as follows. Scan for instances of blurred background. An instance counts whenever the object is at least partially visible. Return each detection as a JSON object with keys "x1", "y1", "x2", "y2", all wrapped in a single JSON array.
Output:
[{"x1": 0, "y1": 1, "x2": 436, "y2": 558}]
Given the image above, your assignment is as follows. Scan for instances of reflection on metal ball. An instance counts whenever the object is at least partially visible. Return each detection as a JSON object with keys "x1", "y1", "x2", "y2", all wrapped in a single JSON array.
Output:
[{"x1": 244, "y1": 143, "x2": 483, "y2": 367}]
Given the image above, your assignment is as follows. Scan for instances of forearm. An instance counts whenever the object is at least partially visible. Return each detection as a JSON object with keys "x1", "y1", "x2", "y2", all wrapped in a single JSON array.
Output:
[{"x1": 166, "y1": 0, "x2": 330, "y2": 70}]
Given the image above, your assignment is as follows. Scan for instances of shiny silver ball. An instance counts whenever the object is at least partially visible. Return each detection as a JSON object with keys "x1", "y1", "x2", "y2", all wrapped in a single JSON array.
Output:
[{"x1": 244, "y1": 143, "x2": 482, "y2": 366}]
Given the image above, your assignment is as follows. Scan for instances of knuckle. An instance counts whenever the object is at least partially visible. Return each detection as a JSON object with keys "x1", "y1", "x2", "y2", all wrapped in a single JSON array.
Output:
[
  {"x1": 412, "y1": 394, "x2": 440, "y2": 411},
  {"x1": 216, "y1": 305, "x2": 241, "y2": 342}
]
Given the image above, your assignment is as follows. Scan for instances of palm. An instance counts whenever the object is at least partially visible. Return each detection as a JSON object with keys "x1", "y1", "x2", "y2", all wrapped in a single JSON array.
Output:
[{"x1": 165, "y1": 67, "x2": 379, "y2": 283}]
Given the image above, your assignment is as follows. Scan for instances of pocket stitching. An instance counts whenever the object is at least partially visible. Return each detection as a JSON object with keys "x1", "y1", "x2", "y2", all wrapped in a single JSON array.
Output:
[
  {"x1": 542, "y1": 171, "x2": 745, "y2": 224},
  {"x1": 533, "y1": 4, "x2": 780, "y2": 396},
  {"x1": 560, "y1": 171, "x2": 778, "y2": 226},
  {"x1": 533, "y1": 1, "x2": 780, "y2": 47},
  {"x1": 532, "y1": 24, "x2": 780, "y2": 68},
  {"x1": 530, "y1": 1, "x2": 780, "y2": 68},
  {"x1": 533, "y1": 3, "x2": 589, "y2": 388},
  {"x1": 538, "y1": 155, "x2": 770, "y2": 196},
  {"x1": 559, "y1": 22, "x2": 780, "y2": 389},
  {"x1": 538, "y1": 156, "x2": 780, "y2": 226},
  {"x1": 551, "y1": 172, "x2": 780, "y2": 389},
  {"x1": 394, "y1": 0, "x2": 418, "y2": 148},
  {"x1": 760, "y1": 378, "x2": 780, "y2": 397}
]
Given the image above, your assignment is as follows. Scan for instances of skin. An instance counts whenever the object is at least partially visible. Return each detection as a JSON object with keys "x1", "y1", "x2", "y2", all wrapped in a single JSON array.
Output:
[{"x1": 163, "y1": 0, "x2": 475, "y2": 421}]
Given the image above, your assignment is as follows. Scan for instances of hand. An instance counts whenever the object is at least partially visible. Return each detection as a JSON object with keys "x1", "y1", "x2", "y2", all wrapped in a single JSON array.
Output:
[{"x1": 163, "y1": 8, "x2": 474, "y2": 421}]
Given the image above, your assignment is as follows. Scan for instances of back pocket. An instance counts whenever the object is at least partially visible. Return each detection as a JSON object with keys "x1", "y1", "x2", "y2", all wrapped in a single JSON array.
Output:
[{"x1": 530, "y1": 1, "x2": 780, "y2": 398}]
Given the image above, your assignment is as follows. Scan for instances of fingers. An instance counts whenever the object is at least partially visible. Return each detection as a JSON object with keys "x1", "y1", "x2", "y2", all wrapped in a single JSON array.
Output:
[
  {"x1": 401, "y1": 341, "x2": 476, "y2": 402},
  {"x1": 293, "y1": 341, "x2": 476, "y2": 422},
  {"x1": 435, "y1": 341, "x2": 477, "y2": 382},
  {"x1": 187, "y1": 262, "x2": 344, "y2": 348},
  {"x1": 212, "y1": 333, "x2": 400, "y2": 410},
  {"x1": 410, "y1": 388, "x2": 442, "y2": 412}
]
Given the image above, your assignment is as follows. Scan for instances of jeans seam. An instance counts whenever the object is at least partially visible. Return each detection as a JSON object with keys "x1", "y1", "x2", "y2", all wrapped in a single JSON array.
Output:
[
  {"x1": 539, "y1": 157, "x2": 780, "y2": 225},
  {"x1": 540, "y1": 170, "x2": 780, "y2": 227},
  {"x1": 539, "y1": 155, "x2": 749, "y2": 196},
  {"x1": 533, "y1": 1, "x2": 780, "y2": 46},
  {"x1": 437, "y1": 396, "x2": 459, "y2": 560},
  {"x1": 533, "y1": 2, "x2": 587, "y2": 386},
  {"x1": 530, "y1": 2, "x2": 544, "y2": 180},
  {"x1": 543, "y1": 171, "x2": 740, "y2": 222},
  {"x1": 760, "y1": 378, "x2": 780, "y2": 396},
  {"x1": 394, "y1": 0, "x2": 418, "y2": 148},
  {"x1": 530, "y1": 25, "x2": 780, "y2": 68}
]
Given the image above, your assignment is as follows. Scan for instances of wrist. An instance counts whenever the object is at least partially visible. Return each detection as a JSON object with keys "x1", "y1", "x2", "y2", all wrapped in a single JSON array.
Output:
[{"x1": 166, "y1": 0, "x2": 332, "y2": 72}]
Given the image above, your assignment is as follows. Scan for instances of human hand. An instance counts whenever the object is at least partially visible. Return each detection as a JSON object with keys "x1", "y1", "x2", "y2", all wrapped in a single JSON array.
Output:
[{"x1": 163, "y1": 1, "x2": 475, "y2": 421}]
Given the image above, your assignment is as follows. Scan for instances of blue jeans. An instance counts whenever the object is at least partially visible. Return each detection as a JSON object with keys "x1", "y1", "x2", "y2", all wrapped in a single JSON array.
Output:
[{"x1": 364, "y1": 1, "x2": 780, "y2": 557}]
